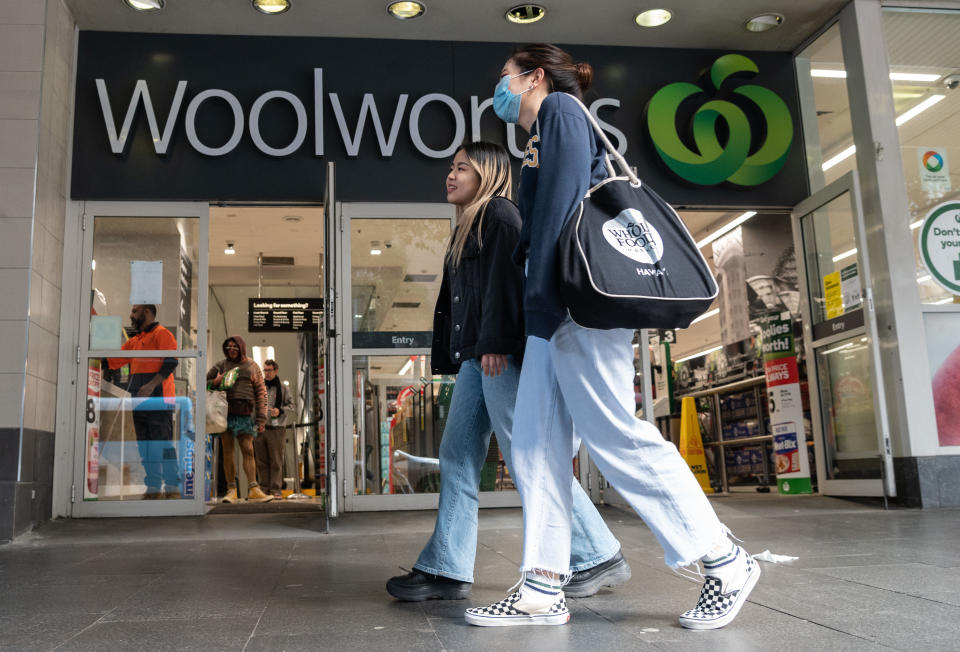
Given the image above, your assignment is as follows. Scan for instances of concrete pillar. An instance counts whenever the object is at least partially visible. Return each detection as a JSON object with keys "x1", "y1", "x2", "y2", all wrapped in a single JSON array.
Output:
[{"x1": 0, "y1": 0, "x2": 76, "y2": 542}]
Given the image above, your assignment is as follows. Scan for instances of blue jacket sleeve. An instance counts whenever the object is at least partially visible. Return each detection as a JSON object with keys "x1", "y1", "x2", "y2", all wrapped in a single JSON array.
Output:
[{"x1": 523, "y1": 96, "x2": 594, "y2": 338}]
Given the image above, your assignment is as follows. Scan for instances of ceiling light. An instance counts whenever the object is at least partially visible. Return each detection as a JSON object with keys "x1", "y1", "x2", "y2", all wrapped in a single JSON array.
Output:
[
  {"x1": 635, "y1": 9, "x2": 672, "y2": 27},
  {"x1": 398, "y1": 357, "x2": 415, "y2": 375},
  {"x1": 224, "y1": 242, "x2": 236, "y2": 255},
  {"x1": 745, "y1": 13, "x2": 783, "y2": 32},
  {"x1": 697, "y1": 211, "x2": 757, "y2": 249},
  {"x1": 370, "y1": 249, "x2": 382, "y2": 255},
  {"x1": 124, "y1": 0, "x2": 164, "y2": 11},
  {"x1": 252, "y1": 0, "x2": 290, "y2": 15},
  {"x1": 674, "y1": 345, "x2": 723, "y2": 364},
  {"x1": 506, "y1": 4, "x2": 546, "y2": 24},
  {"x1": 282, "y1": 215, "x2": 302, "y2": 223},
  {"x1": 917, "y1": 274, "x2": 932, "y2": 284},
  {"x1": 934, "y1": 297, "x2": 955, "y2": 305},
  {"x1": 822, "y1": 145, "x2": 857, "y2": 171},
  {"x1": 388, "y1": 1, "x2": 425, "y2": 19},
  {"x1": 895, "y1": 94, "x2": 945, "y2": 126},
  {"x1": 832, "y1": 248, "x2": 857, "y2": 263},
  {"x1": 810, "y1": 69, "x2": 941, "y2": 83},
  {"x1": 910, "y1": 219, "x2": 924, "y2": 230},
  {"x1": 689, "y1": 308, "x2": 720, "y2": 325}
]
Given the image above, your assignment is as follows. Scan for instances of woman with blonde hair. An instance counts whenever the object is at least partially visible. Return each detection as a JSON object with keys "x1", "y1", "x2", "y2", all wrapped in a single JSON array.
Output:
[{"x1": 386, "y1": 141, "x2": 628, "y2": 602}]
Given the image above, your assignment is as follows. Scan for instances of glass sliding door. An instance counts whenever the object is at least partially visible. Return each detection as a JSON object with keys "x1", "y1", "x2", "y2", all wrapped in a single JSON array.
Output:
[{"x1": 73, "y1": 202, "x2": 208, "y2": 517}]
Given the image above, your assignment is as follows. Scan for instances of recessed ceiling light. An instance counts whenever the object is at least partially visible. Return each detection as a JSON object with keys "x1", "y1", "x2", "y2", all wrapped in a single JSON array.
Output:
[
  {"x1": 252, "y1": 0, "x2": 290, "y2": 15},
  {"x1": 123, "y1": 0, "x2": 164, "y2": 11},
  {"x1": 635, "y1": 9, "x2": 672, "y2": 28},
  {"x1": 506, "y1": 4, "x2": 546, "y2": 24},
  {"x1": 371, "y1": 249, "x2": 383, "y2": 255},
  {"x1": 745, "y1": 13, "x2": 784, "y2": 32},
  {"x1": 282, "y1": 215, "x2": 303, "y2": 223},
  {"x1": 388, "y1": 1, "x2": 425, "y2": 19},
  {"x1": 224, "y1": 242, "x2": 236, "y2": 255}
]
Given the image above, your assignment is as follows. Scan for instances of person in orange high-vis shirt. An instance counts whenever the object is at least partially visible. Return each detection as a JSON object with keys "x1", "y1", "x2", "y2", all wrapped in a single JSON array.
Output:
[{"x1": 108, "y1": 304, "x2": 181, "y2": 499}]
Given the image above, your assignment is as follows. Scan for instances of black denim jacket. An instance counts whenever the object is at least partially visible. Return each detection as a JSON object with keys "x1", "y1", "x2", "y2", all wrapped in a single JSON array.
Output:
[{"x1": 431, "y1": 198, "x2": 525, "y2": 374}]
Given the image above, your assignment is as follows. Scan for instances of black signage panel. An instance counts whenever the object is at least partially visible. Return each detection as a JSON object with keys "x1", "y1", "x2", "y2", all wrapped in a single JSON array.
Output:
[
  {"x1": 812, "y1": 309, "x2": 865, "y2": 341},
  {"x1": 353, "y1": 331, "x2": 433, "y2": 349},
  {"x1": 248, "y1": 298, "x2": 322, "y2": 332},
  {"x1": 72, "y1": 32, "x2": 807, "y2": 207}
]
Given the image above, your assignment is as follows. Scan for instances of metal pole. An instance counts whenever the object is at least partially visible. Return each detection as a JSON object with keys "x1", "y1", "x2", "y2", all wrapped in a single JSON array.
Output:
[{"x1": 257, "y1": 251, "x2": 263, "y2": 298}]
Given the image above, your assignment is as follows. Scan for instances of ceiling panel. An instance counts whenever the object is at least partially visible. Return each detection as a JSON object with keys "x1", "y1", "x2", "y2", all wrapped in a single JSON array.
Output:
[{"x1": 66, "y1": 0, "x2": 848, "y2": 51}]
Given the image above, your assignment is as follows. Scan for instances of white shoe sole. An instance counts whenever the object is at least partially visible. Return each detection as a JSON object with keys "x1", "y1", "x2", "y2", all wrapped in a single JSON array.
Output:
[
  {"x1": 465, "y1": 611, "x2": 570, "y2": 627},
  {"x1": 246, "y1": 495, "x2": 274, "y2": 503},
  {"x1": 678, "y1": 560, "x2": 761, "y2": 630}
]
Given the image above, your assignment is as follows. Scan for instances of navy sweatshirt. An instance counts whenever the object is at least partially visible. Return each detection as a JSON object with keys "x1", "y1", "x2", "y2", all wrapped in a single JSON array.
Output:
[{"x1": 514, "y1": 92, "x2": 609, "y2": 340}]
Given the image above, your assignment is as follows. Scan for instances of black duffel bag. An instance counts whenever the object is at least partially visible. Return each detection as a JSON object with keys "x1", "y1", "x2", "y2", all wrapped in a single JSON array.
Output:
[{"x1": 558, "y1": 94, "x2": 718, "y2": 330}]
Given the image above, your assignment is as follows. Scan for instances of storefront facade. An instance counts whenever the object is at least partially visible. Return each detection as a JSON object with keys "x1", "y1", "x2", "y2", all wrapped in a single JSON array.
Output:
[{"x1": 1, "y1": 0, "x2": 958, "y2": 539}]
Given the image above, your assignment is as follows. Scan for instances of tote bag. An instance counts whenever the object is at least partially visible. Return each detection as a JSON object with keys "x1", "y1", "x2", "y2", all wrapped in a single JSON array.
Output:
[
  {"x1": 205, "y1": 389, "x2": 228, "y2": 434},
  {"x1": 557, "y1": 95, "x2": 718, "y2": 330}
]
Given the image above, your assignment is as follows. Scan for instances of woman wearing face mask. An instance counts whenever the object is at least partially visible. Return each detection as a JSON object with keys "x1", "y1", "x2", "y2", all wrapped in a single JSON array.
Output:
[
  {"x1": 465, "y1": 44, "x2": 760, "y2": 630},
  {"x1": 386, "y1": 142, "x2": 629, "y2": 603}
]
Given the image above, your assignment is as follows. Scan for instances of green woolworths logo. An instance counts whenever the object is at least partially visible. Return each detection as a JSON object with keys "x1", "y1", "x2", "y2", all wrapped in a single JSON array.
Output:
[{"x1": 647, "y1": 54, "x2": 793, "y2": 186}]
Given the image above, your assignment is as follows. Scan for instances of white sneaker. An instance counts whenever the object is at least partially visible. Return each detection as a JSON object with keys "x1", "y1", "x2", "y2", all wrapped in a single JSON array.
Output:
[
  {"x1": 679, "y1": 545, "x2": 760, "y2": 630},
  {"x1": 465, "y1": 581, "x2": 570, "y2": 627}
]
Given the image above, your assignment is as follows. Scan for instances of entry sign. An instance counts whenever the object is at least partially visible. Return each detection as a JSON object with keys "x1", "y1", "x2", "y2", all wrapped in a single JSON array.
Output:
[
  {"x1": 248, "y1": 298, "x2": 322, "y2": 332},
  {"x1": 760, "y1": 312, "x2": 812, "y2": 494},
  {"x1": 919, "y1": 201, "x2": 960, "y2": 296}
]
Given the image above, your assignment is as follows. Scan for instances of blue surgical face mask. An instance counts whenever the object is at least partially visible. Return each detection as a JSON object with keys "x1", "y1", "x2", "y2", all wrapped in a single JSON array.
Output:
[{"x1": 493, "y1": 70, "x2": 533, "y2": 124}]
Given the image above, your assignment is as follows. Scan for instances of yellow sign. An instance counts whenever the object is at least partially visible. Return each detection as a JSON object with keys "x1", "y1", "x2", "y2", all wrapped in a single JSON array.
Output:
[
  {"x1": 678, "y1": 397, "x2": 713, "y2": 494},
  {"x1": 823, "y1": 271, "x2": 843, "y2": 319}
]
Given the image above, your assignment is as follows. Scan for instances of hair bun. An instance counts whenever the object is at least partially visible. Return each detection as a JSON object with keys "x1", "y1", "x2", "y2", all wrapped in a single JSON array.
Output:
[{"x1": 574, "y1": 62, "x2": 593, "y2": 90}]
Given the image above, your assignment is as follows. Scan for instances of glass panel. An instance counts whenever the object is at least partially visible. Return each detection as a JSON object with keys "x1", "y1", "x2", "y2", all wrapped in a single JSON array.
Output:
[
  {"x1": 350, "y1": 354, "x2": 514, "y2": 495},
  {"x1": 882, "y1": 9, "x2": 960, "y2": 306},
  {"x1": 814, "y1": 334, "x2": 881, "y2": 480},
  {"x1": 351, "y1": 218, "x2": 449, "y2": 338},
  {"x1": 83, "y1": 355, "x2": 200, "y2": 501},
  {"x1": 90, "y1": 217, "x2": 200, "y2": 350},
  {"x1": 800, "y1": 191, "x2": 863, "y2": 327},
  {"x1": 795, "y1": 22, "x2": 858, "y2": 192}
]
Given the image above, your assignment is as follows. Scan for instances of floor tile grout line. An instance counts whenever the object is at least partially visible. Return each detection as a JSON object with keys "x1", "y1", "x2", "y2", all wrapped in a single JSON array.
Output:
[
  {"x1": 241, "y1": 538, "x2": 299, "y2": 651},
  {"x1": 47, "y1": 574, "x2": 166, "y2": 652},
  {"x1": 749, "y1": 600, "x2": 902, "y2": 649}
]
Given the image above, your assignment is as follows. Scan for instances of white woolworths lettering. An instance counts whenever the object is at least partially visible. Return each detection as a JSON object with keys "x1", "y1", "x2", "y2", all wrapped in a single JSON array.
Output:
[{"x1": 95, "y1": 68, "x2": 626, "y2": 159}]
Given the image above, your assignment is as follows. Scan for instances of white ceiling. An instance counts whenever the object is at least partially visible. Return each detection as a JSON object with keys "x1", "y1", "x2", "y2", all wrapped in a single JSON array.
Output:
[{"x1": 66, "y1": 0, "x2": 849, "y2": 51}]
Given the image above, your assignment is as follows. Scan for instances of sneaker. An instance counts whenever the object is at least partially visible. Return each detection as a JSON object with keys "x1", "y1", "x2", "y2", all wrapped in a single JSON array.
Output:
[
  {"x1": 221, "y1": 488, "x2": 238, "y2": 504},
  {"x1": 386, "y1": 569, "x2": 472, "y2": 602},
  {"x1": 465, "y1": 580, "x2": 570, "y2": 627},
  {"x1": 564, "y1": 550, "x2": 632, "y2": 598},
  {"x1": 247, "y1": 485, "x2": 275, "y2": 502},
  {"x1": 679, "y1": 546, "x2": 761, "y2": 630}
]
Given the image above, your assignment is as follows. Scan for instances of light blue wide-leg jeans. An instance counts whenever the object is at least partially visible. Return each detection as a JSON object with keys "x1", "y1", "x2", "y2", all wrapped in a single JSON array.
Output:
[
  {"x1": 414, "y1": 356, "x2": 620, "y2": 583},
  {"x1": 511, "y1": 318, "x2": 727, "y2": 575}
]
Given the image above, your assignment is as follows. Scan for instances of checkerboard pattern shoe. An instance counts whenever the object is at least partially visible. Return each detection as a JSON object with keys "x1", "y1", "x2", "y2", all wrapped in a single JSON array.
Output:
[
  {"x1": 465, "y1": 582, "x2": 570, "y2": 627},
  {"x1": 678, "y1": 546, "x2": 760, "y2": 630}
]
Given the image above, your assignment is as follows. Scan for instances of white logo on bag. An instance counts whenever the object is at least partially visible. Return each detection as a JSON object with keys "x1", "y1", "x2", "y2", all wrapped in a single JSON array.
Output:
[{"x1": 602, "y1": 209, "x2": 664, "y2": 265}]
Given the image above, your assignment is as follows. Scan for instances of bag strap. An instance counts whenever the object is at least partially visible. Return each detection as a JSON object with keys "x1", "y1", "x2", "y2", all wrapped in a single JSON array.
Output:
[{"x1": 562, "y1": 93, "x2": 641, "y2": 187}]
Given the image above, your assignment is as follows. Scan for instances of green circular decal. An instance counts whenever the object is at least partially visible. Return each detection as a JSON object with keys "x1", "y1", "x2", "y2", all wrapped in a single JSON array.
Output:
[
  {"x1": 647, "y1": 54, "x2": 793, "y2": 186},
  {"x1": 919, "y1": 201, "x2": 960, "y2": 295}
]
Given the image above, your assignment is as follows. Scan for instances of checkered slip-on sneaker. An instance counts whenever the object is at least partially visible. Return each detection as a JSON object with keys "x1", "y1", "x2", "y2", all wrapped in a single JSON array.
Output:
[
  {"x1": 678, "y1": 547, "x2": 761, "y2": 630},
  {"x1": 465, "y1": 589, "x2": 570, "y2": 627}
]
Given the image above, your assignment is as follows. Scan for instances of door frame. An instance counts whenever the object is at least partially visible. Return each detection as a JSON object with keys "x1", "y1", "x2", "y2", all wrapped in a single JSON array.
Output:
[
  {"x1": 60, "y1": 200, "x2": 209, "y2": 517},
  {"x1": 791, "y1": 172, "x2": 896, "y2": 498},
  {"x1": 333, "y1": 201, "x2": 523, "y2": 512}
]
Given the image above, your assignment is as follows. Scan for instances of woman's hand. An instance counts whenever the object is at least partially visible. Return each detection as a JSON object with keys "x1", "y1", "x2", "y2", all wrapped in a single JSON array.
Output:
[{"x1": 481, "y1": 354, "x2": 508, "y2": 377}]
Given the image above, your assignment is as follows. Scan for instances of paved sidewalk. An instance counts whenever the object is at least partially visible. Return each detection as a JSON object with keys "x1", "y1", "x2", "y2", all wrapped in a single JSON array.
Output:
[{"x1": 1, "y1": 495, "x2": 959, "y2": 650}]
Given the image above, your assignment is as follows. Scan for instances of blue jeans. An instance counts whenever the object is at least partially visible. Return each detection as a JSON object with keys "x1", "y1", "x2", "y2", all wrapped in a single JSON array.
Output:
[
  {"x1": 512, "y1": 318, "x2": 726, "y2": 573},
  {"x1": 414, "y1": 356, "x2": 620, "y2": 583},
  {"x1": 133, "y1": 409, "x2": 181, "y2": 492}
]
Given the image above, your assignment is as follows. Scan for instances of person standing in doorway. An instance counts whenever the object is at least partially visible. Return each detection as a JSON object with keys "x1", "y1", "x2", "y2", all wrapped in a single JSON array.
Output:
[
  {"x1": 255, "y1": 359, "x2": 294, "y2": 498},
  {"x1": 108, "y1": 304, "x2": 181, "y2": 499},
  {"x1": 465, "y1": 44, "x2": 760, "y2": 629},
  {"x1": 386, "y1": 141, "x2": 630, "y2": 603},
  {"x1": 207, "y1": 336, "x2": 273, "y2": 503}
]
